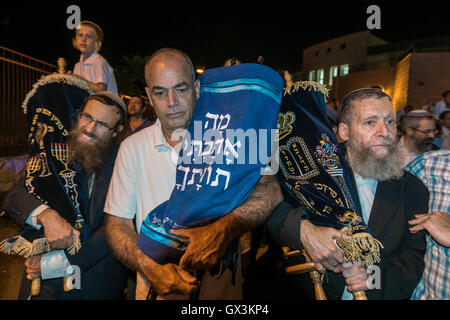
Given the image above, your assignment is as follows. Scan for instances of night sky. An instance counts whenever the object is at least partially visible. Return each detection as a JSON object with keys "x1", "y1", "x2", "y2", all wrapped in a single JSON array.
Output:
[{"x1": 1, "y1": 1, "x2": 449, "y2": 73}]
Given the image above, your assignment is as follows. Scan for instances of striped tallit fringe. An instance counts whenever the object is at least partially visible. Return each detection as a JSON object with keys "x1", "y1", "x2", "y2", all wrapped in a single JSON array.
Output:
[
  {"x1": 0, "y1": 236, "x2": 50, "y2": 258},
  {"x1": 0, "y1": 234, "x2": 81, "y2": 258},
  {"x1": 336, "y1": 231, "x2": 384, "y2": 268},
  {"x1": 67, "y1": 236, "x2": 82, "y2": 255},
  {"x1": 22, "y1": 74, "x2": 94, "y2": 114},
  {"x1": 284, "y1": 81, "x2": 329, "y2": 100}
]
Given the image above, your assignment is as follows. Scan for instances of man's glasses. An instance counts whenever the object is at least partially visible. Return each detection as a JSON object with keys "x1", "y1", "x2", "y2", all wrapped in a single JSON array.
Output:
[
  {"x1": 413, "y1": 128, "x2": 439, "y2": 135},
  {"x1": 77, "y1": 112, "x2": 115, "y2": 133}
]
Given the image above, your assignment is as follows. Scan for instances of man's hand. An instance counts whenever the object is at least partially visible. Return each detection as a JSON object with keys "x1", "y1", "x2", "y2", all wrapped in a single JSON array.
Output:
[
  {"x1": 171, "y1": 216, "x2": 231, "y2": 272},
  {"x1": 300, "y1": 220, "x2": 350, "y2": 273},
  {"x1": 170, "y1": 175, "x2": 282, "y2": 272},
  {"x1": 37, "y1": 208, "x2": 79, "y2": 249},
  {"x1": 24, "y1": 255, "x2": 42, "y2": 280},
  {"x1": 341, "y1": 261, "x2": 370, "y2": 292},
  {"x1": 136, "y1": 250, "x2": 199, "y2": 296},
  {"x1": 409, "y1": 211, "x2": 450, "y2": 247}
]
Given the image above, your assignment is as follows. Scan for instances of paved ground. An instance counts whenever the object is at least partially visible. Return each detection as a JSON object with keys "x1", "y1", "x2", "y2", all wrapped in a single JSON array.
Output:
[{"x1": 0, "y1": 215, "x2": 23, "y2": 300}]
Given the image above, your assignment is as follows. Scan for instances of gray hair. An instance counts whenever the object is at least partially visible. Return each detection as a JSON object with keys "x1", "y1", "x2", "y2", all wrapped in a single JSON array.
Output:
[
  {"x1": 338, "y1": 88, "x2": 392, "y2": 124},
  {"x1": 144, "y1": 48, "x2": 196, "y2": 86}
]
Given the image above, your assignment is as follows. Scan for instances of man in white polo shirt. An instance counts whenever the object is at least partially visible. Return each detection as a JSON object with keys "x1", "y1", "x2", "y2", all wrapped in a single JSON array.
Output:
[{"x1": 104, "y1": 48, "x2": 282, "y2": 300}]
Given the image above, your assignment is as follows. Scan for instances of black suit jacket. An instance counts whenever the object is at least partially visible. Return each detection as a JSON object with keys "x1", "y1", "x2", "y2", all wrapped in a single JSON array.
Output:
[
  {"x1": 2, "y1": 146, "x2": 126, "y2": 300},
  {"x1": 267, "y1": 170, "x2": 428, "y2": 300}
]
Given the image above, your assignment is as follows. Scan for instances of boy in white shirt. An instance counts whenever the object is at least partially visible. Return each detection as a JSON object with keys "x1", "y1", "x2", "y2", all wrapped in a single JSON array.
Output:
[{"x1": 69, "y1": 21, "x2": 118, "y2": 94}]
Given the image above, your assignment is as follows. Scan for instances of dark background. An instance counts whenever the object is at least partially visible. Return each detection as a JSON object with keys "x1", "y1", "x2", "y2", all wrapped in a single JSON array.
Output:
[{"x1": 1, "y1": 1, "x2": 449, "y2": 76}]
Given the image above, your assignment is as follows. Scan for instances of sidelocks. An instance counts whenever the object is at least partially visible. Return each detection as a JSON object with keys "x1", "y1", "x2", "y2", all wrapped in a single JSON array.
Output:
[
  {"x1": 137, "y1": 63, "x2": 284, "y2": 299},
  {"x1": 276, "y1": 81, "x2": 383, "y2": 300},
  {"x1": 0, "y1": 60, "x2": 93, "y2": 296}
]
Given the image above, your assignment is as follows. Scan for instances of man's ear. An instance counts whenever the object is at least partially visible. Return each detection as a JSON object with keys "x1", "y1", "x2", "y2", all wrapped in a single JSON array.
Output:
[
  {"x1": 405, "y1": 127, "x2": 415, "y2": 136},
  {"x1": 195, "y1": 79, "x2": 200, "y2": 100},
  {"x1": 112, "y1": 124, "x2": 124, "y2": 138},
  {"x1": 145, "y1": 87, "x2": 153, "y2": 106},
  {"x1": 96, "y1": 41, "x2": 102, "y2": 51},
  {"x1": 338, "y1": 122, "x2": 350, "y2": 142}
]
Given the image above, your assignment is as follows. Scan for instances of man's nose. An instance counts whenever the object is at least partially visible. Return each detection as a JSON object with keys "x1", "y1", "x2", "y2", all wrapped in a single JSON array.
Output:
[
  {"x1": 374, "y1": 121, "x2": 389, "y2": 137},
  {"x1": 83, "y1": 120, "x2": 96, "y2": 132},
  {"x1": 167, "y1": 90, "x2": 178, "y2": 107}
]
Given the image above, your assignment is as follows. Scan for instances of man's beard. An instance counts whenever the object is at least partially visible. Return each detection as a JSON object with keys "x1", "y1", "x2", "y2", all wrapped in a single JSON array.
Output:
[
  {"x1": 411, "y1": 137, "x2": 434, "y2": 154},
  {"x1": 346, "y1": 138, "x2": 406, "y2": 181},
  {"x1": 67, "y1": 128, "x2": 115, "y2": 176}
]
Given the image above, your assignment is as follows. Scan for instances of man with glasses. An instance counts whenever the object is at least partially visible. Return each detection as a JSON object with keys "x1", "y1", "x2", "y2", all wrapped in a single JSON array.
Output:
[
  {"x1": 2, "y1": 92, "x2": 128, "y2": 299},
  {"x1": 398, "y1": 110, "x2": 440, "y2": 165}
]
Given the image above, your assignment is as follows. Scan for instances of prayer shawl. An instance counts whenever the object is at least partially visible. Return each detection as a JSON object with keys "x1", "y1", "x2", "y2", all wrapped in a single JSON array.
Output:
[
  {"x1": 137, "y1": 63, "x2": 283, "y2": 264},
  {"x1": 277, "y1": 82, "x2": 382, "y2": 267},
  {"x1": 0, "y1": 74, "x2": 93, "y2": 258}
]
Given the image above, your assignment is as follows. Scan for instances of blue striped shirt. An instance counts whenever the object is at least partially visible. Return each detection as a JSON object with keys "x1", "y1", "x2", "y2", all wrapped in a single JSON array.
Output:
[{"x1": 405, "y1": 150, "x2": 450, "y2": 300}]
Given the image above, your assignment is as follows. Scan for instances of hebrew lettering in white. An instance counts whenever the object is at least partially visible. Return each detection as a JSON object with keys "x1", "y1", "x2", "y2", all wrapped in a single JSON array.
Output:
[
  {"x1": 177, "y1": 165, "x2": 190, "y2": 191},
  {"x1": 210, "y1": 168, "x2": 231, "y2": 190},
  {"x1": 187, "y1": 168, "x2": 203, "y2": 185}
]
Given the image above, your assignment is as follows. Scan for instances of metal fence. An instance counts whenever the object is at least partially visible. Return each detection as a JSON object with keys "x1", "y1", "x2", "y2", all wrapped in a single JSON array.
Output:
[{"x1": 0, "y1": 45, "x2": 57, "y2": 156}]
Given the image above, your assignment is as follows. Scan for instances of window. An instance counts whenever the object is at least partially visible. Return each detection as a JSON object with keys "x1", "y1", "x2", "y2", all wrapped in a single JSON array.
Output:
[
  {"x1": 340, "y1": 64, "x2": 349, "y2": 76},
  {"x1": 329, "y1": 66, "x2": 338, "y2": 86},
  {"x1": 314, "y1": 50, "x2": 319, "y2": 57},
  {"x1": 340, "y1": 43, "x2": 347, "y2": 50},
  {"x1": 326, "y1": 47, "x2": 332, "y2": 54},
  {"x1": 317, "y1": 69, "x2": 324, "y2": 84},
  {"x1": 308, "y1": 70, "x2": 316, "y2": 81}
]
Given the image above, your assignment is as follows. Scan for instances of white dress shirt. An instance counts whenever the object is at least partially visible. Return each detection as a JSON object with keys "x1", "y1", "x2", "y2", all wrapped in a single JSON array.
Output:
[{"x1": 342, "y1": 173, "x2": 378, "y2": 300}]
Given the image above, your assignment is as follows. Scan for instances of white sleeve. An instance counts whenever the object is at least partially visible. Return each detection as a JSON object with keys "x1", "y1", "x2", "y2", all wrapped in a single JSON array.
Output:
[
  {"x1": 91, "y1": 59, "x2": 110, "y2": 85},
  {"x1": 25, "y1": 204, "x2": 49, "y2": 230},
  {"x1": 40, "y1": 250, "x2": 74, "y2": 280},
  {"x1": 104, "y1": 143, "x2": 137, "y2": 219}
]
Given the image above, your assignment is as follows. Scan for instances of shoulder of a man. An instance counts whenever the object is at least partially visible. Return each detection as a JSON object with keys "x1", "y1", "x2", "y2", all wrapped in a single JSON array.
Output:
[
  {"x1": 398, "y1": 170, "x2": 429, "y2": 209},
  {"x1": 120, "y1": 122, "x2": 157, "y2": 150}
]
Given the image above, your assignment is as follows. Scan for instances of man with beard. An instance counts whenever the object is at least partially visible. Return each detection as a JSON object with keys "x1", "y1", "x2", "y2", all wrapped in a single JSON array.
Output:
[
  {"x1": 398, "y1": 110, "x2": 440, "y2": 165},
  {"x1": 268, "y1": 88, "x2": 428, "y2": 299},
  {"x1": 116, "y1": 95, "x2": 154, "y2": 144},
  {"x1": 2, "y1": 92, "x2": 128, "y2": 299}
]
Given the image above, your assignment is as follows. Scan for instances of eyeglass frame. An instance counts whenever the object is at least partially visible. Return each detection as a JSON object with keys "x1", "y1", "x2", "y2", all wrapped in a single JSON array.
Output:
[
  {"x1": 412, "y1": 127, "x2": 439, "y2": 135},
  {"x1": 77, "y1": 112, "x2": 118, "y2": 133}
]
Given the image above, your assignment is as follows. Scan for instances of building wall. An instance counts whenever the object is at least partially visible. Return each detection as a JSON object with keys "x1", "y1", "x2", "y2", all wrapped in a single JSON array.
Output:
[
  {"x1": 302, "y1": 31, "x2": 371, "y2": 82},
  {"x1": 407, "y1": 52, "x2": 450, "y2": 107},
  {"x1": 332, "y1": 65, "x2": 396, "y2": 104},
  {"x1": 329, "y1": 52, "x2": 450, "y2": 111},
  {"x1": 301, "y1": 31, "x2": 389, "y2": 84},
  {"x1": 392, "y1": 54, "x2": 411, "y2": 111},
  {"x1": 301, "y1": 32, "x2": 450, "y2": 112}
]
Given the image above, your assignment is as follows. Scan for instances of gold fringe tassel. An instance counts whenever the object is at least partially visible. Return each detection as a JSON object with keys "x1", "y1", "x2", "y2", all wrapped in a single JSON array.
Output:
[
  {"x1": 0, "y1": 234, "x2": 81, "y2": 258},
  {"x1": 284, "y1": 81, "x2": 329, "y2": 100},
  {"x1": 336, "y1": 232, "x2": 384, "y2": 267}
]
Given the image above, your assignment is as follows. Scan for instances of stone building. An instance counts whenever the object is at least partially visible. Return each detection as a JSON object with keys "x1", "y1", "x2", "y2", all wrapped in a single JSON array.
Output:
[{"x1": 301, "y1": 31, "x2": 450, "y2": 110}]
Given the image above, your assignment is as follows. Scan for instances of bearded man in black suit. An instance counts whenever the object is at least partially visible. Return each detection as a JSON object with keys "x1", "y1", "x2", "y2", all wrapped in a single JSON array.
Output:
[
  {"x1": 268, "y1": 88, "x2": 428, "y2": 300},
  {"x1": 2, "y1": 92, "x2": 127, "y2": 299}
]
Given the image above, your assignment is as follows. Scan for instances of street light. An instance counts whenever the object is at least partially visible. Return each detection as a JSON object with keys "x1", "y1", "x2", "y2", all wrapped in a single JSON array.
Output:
[{"x1": 195, "y1": 67, "x2": 205, "y2": 74}]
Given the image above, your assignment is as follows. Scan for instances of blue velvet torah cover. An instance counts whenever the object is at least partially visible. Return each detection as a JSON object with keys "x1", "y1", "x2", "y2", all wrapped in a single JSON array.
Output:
[{"x1": 137, "y1": 63, "x2": 283, "y2": 265}]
